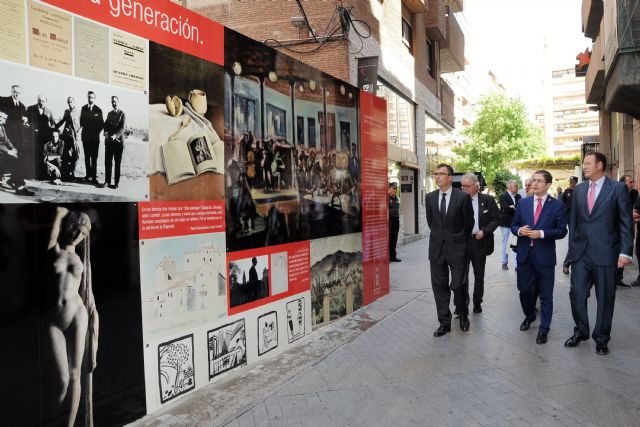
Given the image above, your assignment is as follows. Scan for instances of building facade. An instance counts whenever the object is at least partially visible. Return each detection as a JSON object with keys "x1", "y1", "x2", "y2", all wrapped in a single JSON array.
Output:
[
  {"x1": 534, "y1": 67, "x2": 600, "y2": 157},
  {"x1": 581, "y1": 0, "x2": 640, "y2": 178},
  {"x1": 187, "y1": 0, "x2": 465, "y2": 243}
]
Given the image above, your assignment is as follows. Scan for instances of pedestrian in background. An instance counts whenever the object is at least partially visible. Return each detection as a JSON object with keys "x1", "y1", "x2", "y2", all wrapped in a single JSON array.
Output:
[
  {"x1": 499, "y1": 180, "x2": 521, "y2": 270},
  {"x1": 562, "y1": 176, "x2": 578, "y2": 275},
  {"x1": 388, "y1": 182, "x2": 401, "y2": 262}
]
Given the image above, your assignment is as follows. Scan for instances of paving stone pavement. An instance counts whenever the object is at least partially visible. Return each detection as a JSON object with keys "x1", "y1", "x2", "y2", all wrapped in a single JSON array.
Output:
[{"x1": 132, "y1": 235, "x2": 640, "y2": 427}]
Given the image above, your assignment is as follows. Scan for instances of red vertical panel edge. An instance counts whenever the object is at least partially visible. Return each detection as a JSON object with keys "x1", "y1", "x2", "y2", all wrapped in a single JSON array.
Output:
[
  {"x1": 42, "y1": 0, "x2": 224, "y2": 65},
  {"x1": 360, "y1": 90, "x2": 389, "y2": 305}
]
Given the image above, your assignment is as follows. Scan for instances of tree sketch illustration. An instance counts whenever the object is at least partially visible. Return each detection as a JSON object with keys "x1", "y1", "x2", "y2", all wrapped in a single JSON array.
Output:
[
  {"x1": 158, "y1": 335, "x2": 195, "y2": 404},
  {"x1": 208, "y1": 319, "x2": 247, "y2": 379}
]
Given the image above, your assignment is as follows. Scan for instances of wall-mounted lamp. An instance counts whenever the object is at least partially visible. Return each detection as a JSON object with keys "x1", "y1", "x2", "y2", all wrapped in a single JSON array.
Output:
[
  {"x1": 232, "y1": 61, "x2": 242, "y2": 75},
  {"x1": 348, "y1": 92, "x2": 353, "y2": 100},
  {"x1": 268, "y1": 71, "x2": 278, "y2": 82},
  {"x1": 339, "y1": 85, "x2": 346, "y2": 95},
  {"x1": 298, "y1": 83, "x2": 304, "y2": 93},
  {"x1": 309, "y1": 80, "x2": 316, "y2": 91}
]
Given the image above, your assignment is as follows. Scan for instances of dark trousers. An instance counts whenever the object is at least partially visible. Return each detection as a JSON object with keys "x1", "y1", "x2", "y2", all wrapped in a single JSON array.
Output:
[
  {"x1": 389, "y1": 216, "x2": 399, "y2": 260},
  {"x1": 517, "y1": 250, "x2": 555, "y2": 334},
  {"x1": 431, "y1": 259, "x2": 467, "y2": 326},
  {"x1": 83, "y1": 138, "x2": 99, "y2": 180},
  {"x1": 570, "y1": 252, "x2": 616, "y2": 344},
  {"x1": 465, "y1": 239, "x2": 487, "y2": 307},
  {"x1": 104, "y1": 138, "x2": 123, "y2": 186}
]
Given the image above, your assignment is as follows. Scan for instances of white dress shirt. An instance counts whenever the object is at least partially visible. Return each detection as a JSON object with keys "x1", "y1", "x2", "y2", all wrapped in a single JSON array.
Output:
[{"x1": 471, "y1": 195, "x2": 480, "y2": 234}]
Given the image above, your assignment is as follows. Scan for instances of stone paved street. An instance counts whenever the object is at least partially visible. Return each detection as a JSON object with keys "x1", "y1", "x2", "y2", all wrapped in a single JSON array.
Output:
[{"x1": 133, "y1": 234, "x2": 640, "y2": 427}]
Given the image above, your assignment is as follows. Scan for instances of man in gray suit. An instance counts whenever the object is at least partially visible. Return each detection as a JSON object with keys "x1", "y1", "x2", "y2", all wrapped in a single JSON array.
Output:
[
  {"x1": 426, "y1": 164, "x2": 474, "y2": 336},
  {"x1": 565, "y1": 152, "x2": 633, "y2": 355}
]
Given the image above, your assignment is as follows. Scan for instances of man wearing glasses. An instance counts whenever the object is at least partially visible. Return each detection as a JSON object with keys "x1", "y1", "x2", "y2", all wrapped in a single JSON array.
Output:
[
  {"x1": 426, "y1": 164, "x2": 474, "y2": 336},
  {"x1": 511, "y1": 170, "x2": 567, "y2": 344},
  {"x1": 461, "y1": 173, "x2": 500, "y2": 314}
]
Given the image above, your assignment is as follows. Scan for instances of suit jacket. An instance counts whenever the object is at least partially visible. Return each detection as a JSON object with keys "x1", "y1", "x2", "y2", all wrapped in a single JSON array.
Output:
[
  {"x1": 426, "y1": 187, "x2": 473, "y2": 264},
  {"x1": 26, "y1": 105, "x2": 55, "y2": 139},
  {"x1": 104, "y1": 109, "x2": 126, "y2": 142},
  {"x1": 79, "y1": 104, "x2": 104, "y2": 141},
  {"x1": 0, "y1": 96, "x2": 27, "y2": 146},
  {"x1": 473, "y1": 193, "x2": 500, "y2": 256},
  {"x1": 498, "y1": 191, "x2": 521, "y2": 227},
  {"x1": 511, "y1": 195, "x2": 567, "y2": 266},
  {"x1": 567, "y1": 177, "x2": 633, "y2": 266}
]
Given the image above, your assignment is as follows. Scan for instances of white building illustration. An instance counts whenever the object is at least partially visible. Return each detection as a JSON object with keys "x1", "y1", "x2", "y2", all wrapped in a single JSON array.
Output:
[{"x1": 151, "y1": 240, "x2": 226, "y2": 319}]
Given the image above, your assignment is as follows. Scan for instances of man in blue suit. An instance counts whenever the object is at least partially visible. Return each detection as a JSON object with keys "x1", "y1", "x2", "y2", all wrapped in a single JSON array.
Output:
[
  {"x1": 511, "y1": 170, "x2": 567, "y2": 344},
  {"x1": 565, "y1": 152, "x2": 632, "y2": 355}
]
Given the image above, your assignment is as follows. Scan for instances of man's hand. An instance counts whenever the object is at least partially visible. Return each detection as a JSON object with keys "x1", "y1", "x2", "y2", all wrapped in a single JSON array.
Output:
[
  {"x1": 528, "y1": 230, "x2": 542, "y2": 239},
  {"x1": 633, "y1": 209, "x2": 640, "y2": 223},
  {"x1": 519, "y1": 225, "x2": 531, "y2": 236},
  {"x1": 618, "y1": 256, "x2": 631, "y2": 268},
  {"x1": 7, "y1": 148, "x2": 18, "y2": 158},
  {"x1": 474, "y1": 230, "x2": 485, "y2": 240}
]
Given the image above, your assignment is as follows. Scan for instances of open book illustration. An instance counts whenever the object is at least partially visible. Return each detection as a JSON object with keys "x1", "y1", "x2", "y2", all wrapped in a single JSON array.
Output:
[{"x1": 161, "y1": 133, "x2": 221, "y2": 185}]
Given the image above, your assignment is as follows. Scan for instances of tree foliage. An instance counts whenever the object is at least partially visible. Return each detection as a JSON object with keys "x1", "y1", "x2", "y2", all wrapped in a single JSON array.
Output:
[
  {"x1": 493, "y1": 170, "x2": 522, "y2": 196},
  {"x1": 453, "y1": 93, "x2": 544, "y2": 187}
]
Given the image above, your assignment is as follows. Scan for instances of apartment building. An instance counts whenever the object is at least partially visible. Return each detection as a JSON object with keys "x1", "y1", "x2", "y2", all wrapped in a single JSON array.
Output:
[
  {"x1": 580, "y1": 0, "x2": 640, "y2": 178},
  {"x1": 534, "y1": 67, "x2": 600, "y2": 157},
  {"x1": 186, "y1": 0, "x2": 465, "y2": 243}
]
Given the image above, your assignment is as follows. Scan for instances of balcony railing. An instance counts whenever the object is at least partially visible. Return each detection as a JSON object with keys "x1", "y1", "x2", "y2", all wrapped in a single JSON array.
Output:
[
  {"x1": 440, "y1": 79, "x2": 455, "y2": 128},
  {"x1": 582, "y1": 0, "x2": 604, "y2": 39},
  {"x1": 585, "y1": 32, "x2": 605, "y2": 104},
  {"x1": 440, "y1": 13, "x2": 465, "y2": 73},
  {"x1": 425, "y1": 0, "x2": 446, "y2": 41},
  {"x1": 404, "y1": 0, "x2": 426, "y2": 13}
]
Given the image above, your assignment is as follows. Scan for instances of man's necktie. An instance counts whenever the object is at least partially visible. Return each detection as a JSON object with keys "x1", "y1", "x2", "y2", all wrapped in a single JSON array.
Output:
[
  {"x1": 587, "y1": 182, "x2": 596, "y2": 214},
  {"x1": 534, "y1": 198, "x2": 543, "y2": 224},
  {"x1": 440, "y1": 193, "x2": 446, "y2": 221}
]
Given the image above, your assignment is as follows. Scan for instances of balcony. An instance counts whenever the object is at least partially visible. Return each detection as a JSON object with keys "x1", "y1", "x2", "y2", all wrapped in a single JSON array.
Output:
[
  {"x1": 585, "y1": 33, "x2": 605, "y2": 104},
  {"x1": 442, "y1": 0, "x2": 463, "y2": 13},
  {"x1": 440, "y1": 79, "x2": 455, "y2": 128},
  {"x1": 404, "y1": 0, "x2": 426, "y2": 13},
  {"x1": 425, "y1": 0, "x2": 446, "y2": 41},
  {"x1": 603, "y1": 0, "x2": 640, "y2": 118},
  {"x1": 440, "y1": 13, "x2": 465, "y2": 73},
  {"x1": 582, "y1": 0, "x2": 603, "y2": 39}
]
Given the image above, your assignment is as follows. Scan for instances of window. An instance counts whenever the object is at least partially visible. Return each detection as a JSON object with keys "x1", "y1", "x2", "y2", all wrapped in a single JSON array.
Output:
[
  {"x1": 426, "y1": 38, "x2": 435, "y2": 77},
  {"x1": 376, "y1": 80, "x2": 416, "y2": 152},
  {"x1": 402, "y1": 18, "x2": 413, "y2": 51}
]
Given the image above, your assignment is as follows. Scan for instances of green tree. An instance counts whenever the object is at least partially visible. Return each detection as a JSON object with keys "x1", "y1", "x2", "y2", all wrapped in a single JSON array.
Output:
[
  {"x1": 453, "y1": 93, "x2": 544, "y2": 188},
  {"x1": 493, "y1": 170, "x2": 522, "y2": 196}
]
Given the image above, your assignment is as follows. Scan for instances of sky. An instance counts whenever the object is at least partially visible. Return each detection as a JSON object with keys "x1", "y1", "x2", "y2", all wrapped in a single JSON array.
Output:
[{"x1": 462, "y1": 0, "x2": 592, "y2": 113}]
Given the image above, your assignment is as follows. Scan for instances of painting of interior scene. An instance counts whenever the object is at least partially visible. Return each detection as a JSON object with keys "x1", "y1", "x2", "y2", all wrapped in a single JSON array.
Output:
[{"x1": 223, "y1": 29, "x2": 361, "y2": 251}]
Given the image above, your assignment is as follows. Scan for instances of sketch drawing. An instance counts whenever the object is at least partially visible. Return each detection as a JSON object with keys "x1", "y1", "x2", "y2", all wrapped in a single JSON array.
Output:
[
  {"x1": 207, "y1": 319, "x2": 247, "y2": 380},
  {"x1": 257, "y1": 311, "x2": 278, "y2": 356},
  {"x1": 270, "y1": 251, "x2": 288, "y2": 296},
  {"x1": 141, "y1": 235, "x2": 226, "y2": 338},
  {"x1": 158, "y1": 335, "x2": 195, "y2": 404},
  {"x1": 286, "y1": 297, "x2": 305, "y2": 343}
]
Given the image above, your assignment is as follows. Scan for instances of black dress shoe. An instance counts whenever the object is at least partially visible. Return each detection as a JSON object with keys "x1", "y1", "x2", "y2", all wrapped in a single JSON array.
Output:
[
  {"x1": 460, "y1": 315, "x2": 470, "y2": 332},
  {"x1": 520, "y1": 318, "x2": 534, "y2": 331},
  {"x1": 96, "y1": 182, "x2": 107, "y2": 188},
  {"x1": 631, "y1": 279, "x2": 640, "y2": 287},
  {"x1": 596, "y1": 343, "x2": 609, "y2": 355},
  {"x1": 433, "y1": 325, "x2": 451, "y2": 337},
  {"x1": 15, "y1": 186, "x2": 34, "y2": 196},
  {"x1": 536, "y1": 332, "x2": 547, "y2": 344},
  {"x1": 473, "y1": 304, "x2": 482, "y2": 313},
  {"x1": 390, "y1": 258, "x2": 401, "y2": 262},
  {"x1": 564, "y1": 335, "x2": 589, "y2": 347},
  {"x1": 108, "y1": 184, "x2": 118, "y2": 189},
  {"x1": 617, "y1": 281, "x2": 632, "y2": 288}
]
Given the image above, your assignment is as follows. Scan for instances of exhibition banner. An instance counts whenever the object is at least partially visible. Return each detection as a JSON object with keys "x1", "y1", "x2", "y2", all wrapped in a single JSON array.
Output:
[{"x1": 360, "y1": 90, "x2": 389, "y2": 304}]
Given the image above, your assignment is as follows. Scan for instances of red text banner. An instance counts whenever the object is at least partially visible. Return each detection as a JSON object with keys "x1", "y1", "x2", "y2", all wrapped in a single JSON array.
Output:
[
  {"x1": 227, "y1": 241, "x2": 311, "y2": 316},
  {"x1": 138, "y1": 200, "x2": 225, "y2": 239},
  {"x1": 41, "y1": 0, "x2": 224, "y2": 65},
  {"x1": 360, "y1": 90, "x2": 390, "y2": 304}
]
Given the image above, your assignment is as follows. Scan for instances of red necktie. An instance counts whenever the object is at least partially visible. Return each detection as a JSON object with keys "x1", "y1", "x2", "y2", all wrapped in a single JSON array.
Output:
[
  {"x1": 588, "y1": 182, "x2": 596, "y2": 214},
  {"x1": 534, "y1": 198, "x2": 542, "y2": 224}
]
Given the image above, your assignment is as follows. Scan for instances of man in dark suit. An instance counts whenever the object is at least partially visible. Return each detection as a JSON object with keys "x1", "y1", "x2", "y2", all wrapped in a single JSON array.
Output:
[
  {"x1": 460, "y1": 173, "x2": 499, "y2": 314},
  {"x1": 27, "y1": 95, "x2": 56, "y2": 179},
  {"x1": 511, "y1": 170, "x2": 567, "y2": 344},
  {"x1": 561, "y1": 176, "x2": 578, "y2": 274},
  {"x1": 498, "y1": 180, "x2": 521, "y2": 270},
  {"x1": 388, "y1": 182, "x2": 401, "y2": 262},
  {"x1": 100, "y1": 96, "x2": 126, "y2": 189},
  {"x1": 0, "y1": 86, "x2": 34, "y2": 195},
  {"x1": 79, "y1": 91, "x2": 104, "y2": 182},
  {"x1": 565, "y1": 152, "x2": 632, "y2": 355},
  {"x1": 426, "y1": 164, "x2": 474, "y2": 336}
]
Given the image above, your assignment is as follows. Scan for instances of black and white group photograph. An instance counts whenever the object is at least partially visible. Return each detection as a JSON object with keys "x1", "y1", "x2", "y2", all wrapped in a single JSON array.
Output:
[
  {"x1": 228, "y1": 255, "x2": 270, "y2": 308},
  {"x1": 0, "y1": 62, "x2": 149, "y2": 203}
]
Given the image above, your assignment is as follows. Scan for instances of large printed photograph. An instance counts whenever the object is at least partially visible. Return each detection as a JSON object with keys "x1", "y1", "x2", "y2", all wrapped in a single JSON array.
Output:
[
  {"x1": 0, "y1": 203, "x2": 146, "y2": 426},
  {"x1": 148, "y1": 42, "x2": 225, "y2": 201},
  {"x1": 224, "y1": 29, "x2": 361, "y2": 251},
  {"x1": 0, "y1": 62, "x2": 149, "y2": 203}
]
